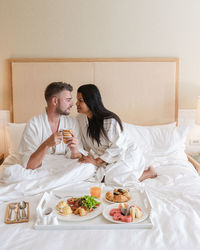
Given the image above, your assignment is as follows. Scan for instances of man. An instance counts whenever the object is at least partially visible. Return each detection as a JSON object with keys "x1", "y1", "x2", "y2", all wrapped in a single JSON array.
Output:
[{"x1": 19, "y1": 82, "x2": 85, "y2": 170}]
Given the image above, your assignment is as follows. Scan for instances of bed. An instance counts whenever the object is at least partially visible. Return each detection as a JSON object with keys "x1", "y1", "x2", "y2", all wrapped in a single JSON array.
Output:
[{"x1": 1, "y1": 58, "x2": 200, "y2": 250}]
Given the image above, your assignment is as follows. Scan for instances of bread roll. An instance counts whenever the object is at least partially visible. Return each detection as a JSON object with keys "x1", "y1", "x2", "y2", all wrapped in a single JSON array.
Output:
[
  {"x1": 130, "y1": 206, "x2": 136, "y2": 220},
  {"x1": 135, "y1": 206, "x2": 143, "y2": 218},
  {"x1": 62, "y1": 205, "x2": 72, "y2": 215}
]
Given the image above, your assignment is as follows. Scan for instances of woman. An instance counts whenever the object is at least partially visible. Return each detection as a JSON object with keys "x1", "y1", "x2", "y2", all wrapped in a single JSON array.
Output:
[{"x1": 76, "y1": 84, "x2": 157, "y2": 185}]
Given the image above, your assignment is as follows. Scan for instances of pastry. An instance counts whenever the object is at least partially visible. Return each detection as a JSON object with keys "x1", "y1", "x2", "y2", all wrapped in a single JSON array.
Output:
[
  {"x1": 56, "y1": 200, "x2": 68, "y2": 211},
  {"x1": 113, "y1": 194, "x2": 129, "y2": 203},
  {"x1": 122, "y1": 190, "x2": 131, "y2": 200},
  {"x1": 56, "y1": 200, "x2": 72, "y2": 216},
  {"x1": 105, "y1": 191, "x2": 114, "y2": 201},
  {"x1": 105, "y1": 189, "x2": 131, "y2": 203},
  {"x1": 61, "y1": 205, "x2": 72, "y2": 215},
  {"x1": 135, "y1": 206, "x2": 143, "y2": 218},
  {"x1": 130, "y1": 206, "x2": 136, "y2": 220}
]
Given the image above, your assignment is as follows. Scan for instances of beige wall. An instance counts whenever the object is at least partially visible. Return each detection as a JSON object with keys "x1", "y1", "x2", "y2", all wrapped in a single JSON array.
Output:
[{"x1": 1, "y1": 0, "x2": 200, "y2": 110}]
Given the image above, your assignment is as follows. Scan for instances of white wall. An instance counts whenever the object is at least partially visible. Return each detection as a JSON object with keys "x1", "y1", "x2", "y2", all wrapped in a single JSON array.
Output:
[{"x1": 1, "y1": 0, "x2": 200, "y2": 110}]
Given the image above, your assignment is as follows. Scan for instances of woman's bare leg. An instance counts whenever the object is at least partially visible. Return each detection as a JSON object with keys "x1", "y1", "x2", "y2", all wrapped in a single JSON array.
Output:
[{"x1": 139, "y1": 166, "x2": 157, "y2": 182}]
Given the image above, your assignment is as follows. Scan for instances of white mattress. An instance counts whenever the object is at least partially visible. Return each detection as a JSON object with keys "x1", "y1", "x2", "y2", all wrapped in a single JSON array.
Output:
[{"x1": 0, "y1": 161, "x2": 200, "y2": 250}]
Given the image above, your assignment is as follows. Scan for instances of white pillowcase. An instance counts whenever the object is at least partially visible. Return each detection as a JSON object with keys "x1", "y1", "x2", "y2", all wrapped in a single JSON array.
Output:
[
  {"x1": 4, "y1": 123, "x2": 26, "y2": 165},
  {"x1": 124, "y1": 122, "x2": 189, "y2": 162},
  {"x1": 3, "y1": 121, "x2": 189, "y2": 166}
]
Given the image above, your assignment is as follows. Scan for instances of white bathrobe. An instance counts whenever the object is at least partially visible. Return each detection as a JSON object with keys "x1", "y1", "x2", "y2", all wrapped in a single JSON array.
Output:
[
  {"x1": 0, "y1": 111, "x2": 96, "y2": 201},
  {"x1": 19, "y1": 110, "x2": 87, "y2": 168},
  {"x1": 77, "y1": 114, "x2": 146, "y2": 186}
]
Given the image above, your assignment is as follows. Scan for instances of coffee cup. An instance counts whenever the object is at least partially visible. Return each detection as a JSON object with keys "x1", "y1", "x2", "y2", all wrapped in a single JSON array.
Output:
[{"x1": 62, "y1": 129, "x2": 72, "y2": 144}]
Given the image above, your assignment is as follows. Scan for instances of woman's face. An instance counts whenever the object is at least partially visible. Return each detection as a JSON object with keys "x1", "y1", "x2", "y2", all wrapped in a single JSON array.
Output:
[{"x1": 76, "y1": 92, "x2": 92, "y2": 118}]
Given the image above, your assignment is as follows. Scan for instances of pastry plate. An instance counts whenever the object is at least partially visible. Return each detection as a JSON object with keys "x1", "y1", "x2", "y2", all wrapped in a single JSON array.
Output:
[
  {"x1": 104, "y1": 189, "x2": 131, "y2": 204},
  {"x1": 55, "y1": 199, "x2": 102, "y2": 222},
  {"x1": 103, "y1": 203, "x2": 149, "y2": 224}
]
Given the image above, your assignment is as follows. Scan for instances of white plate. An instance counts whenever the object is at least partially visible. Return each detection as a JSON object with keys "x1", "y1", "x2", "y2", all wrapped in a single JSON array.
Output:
[
  {"x1": 103, "y1": 204, "x2": 149, "y2": 224},
  {"x1": 55, "y1": 199, "x2": 102, "y2": 222}
]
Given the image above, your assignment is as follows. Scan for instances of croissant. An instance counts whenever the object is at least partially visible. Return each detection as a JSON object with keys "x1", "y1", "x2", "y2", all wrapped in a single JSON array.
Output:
[
  {"x1": 113, "y1": 194, "x2": 129, "y2": 203},
  {"x1": 106, "y1": 192, "x2": 114, "y2": 201},
  {"x1": 123, "y1": 191, "x2": 131, "y2": 200}
]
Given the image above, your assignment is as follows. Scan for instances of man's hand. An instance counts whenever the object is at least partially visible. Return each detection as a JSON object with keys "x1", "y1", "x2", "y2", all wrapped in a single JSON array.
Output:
[
  {"x1": 45, "y1": 131, "x2": 63, "y2": 147},
  {"x1": 26, "y1": 132, "x2": 62, "y2": 170}
]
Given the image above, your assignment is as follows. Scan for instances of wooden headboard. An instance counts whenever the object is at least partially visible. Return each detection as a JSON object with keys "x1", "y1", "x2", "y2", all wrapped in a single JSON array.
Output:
[{"x1": 10, "y1": 58, "x2": 178, "y2": 125}]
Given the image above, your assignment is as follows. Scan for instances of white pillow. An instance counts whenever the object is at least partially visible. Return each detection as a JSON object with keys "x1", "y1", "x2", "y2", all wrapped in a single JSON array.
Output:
[
  {"x1": 124, "y1": 122, "x2": 189, "y2": 161},
  {"x1": 5, "y1": 123, "x2": 26, "y2": 164}
]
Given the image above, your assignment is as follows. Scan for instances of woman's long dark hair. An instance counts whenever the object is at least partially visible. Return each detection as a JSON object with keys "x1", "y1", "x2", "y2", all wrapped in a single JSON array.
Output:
[{"x1": 77, "y1": 84, "x2": 123, "y2": 145}]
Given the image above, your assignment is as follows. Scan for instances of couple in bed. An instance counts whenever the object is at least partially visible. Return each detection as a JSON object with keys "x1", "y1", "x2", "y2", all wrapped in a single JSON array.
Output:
[{"x1": 19, "y1": 82, "x2": 157, "y2": 184}]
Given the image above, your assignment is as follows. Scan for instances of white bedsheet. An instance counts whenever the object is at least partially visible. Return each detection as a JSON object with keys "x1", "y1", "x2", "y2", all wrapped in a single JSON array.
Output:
[
  {"x1": 0, "y1": 155, "x2": 96, "y2": 202},
  {"x1": 0, "y1": 160, "x2": 200, "y2": 250}
]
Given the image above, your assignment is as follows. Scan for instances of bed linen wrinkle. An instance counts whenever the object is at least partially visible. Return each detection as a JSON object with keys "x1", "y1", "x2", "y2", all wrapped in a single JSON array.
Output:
[
  {"x1": 0, "y1": 157, "x2": 96, "y2": 202},
  {"x1": 1, "y1": 124, "x2": 200, "y2": 249},
  {"x1": 1, "y1": 164, "x2": 200, "y2": 250}
]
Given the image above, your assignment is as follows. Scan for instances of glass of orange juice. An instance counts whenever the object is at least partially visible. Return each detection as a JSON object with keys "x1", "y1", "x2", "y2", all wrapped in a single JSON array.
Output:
[{"x1": 90, "y1": 186, "x2": 101, "y2": 198}]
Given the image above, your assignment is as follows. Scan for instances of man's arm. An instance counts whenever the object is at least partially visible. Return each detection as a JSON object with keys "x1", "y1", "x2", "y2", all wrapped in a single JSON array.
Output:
[
  {"x1": 26, "y1": 141, "x2": 49, "y2": 169},
  {"x1": 27, "y1": 132, "x2": 63, "y2": 169}
]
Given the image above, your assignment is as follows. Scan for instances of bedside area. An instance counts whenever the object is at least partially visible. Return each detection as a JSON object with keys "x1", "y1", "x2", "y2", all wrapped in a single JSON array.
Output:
[{"x1": 187, "y1": 153, "x2": 200, "y2": 175}]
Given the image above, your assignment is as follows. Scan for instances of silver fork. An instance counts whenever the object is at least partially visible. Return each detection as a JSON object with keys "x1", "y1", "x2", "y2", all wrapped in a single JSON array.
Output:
[{"x1": 14, "y1": 203, "x2": 20, "y2": 221}]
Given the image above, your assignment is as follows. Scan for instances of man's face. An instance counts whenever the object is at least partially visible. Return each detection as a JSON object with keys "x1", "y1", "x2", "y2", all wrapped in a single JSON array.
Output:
[{"x1": 56, "y1": 90, "x2": 73, "y2": 115}]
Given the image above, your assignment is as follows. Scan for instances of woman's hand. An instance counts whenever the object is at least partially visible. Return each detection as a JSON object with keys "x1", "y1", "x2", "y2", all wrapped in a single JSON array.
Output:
[
  {"x1": 78, "y1": 156, "x2": 104, "y2": 166},
  {"x1": 65, "y1": 130, "x2": 80, "y2": 150},
  {"x1": 66, "y1": 131, "x2": 82, "y2": 159}
]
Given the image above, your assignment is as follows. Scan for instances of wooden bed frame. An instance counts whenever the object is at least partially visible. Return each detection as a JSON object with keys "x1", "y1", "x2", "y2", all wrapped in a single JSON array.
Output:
[
  {"x1": 10, "y1": 58, "x2": 179, "y2": 125},
  {"x1": 8, "y1": 57, "x2": 200, "y2": 174}
]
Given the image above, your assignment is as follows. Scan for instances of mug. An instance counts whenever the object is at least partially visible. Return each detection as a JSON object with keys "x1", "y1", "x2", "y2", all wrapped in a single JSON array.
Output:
[{"x1": 62, "y1": 129, "x2": 72, "y2": 144}]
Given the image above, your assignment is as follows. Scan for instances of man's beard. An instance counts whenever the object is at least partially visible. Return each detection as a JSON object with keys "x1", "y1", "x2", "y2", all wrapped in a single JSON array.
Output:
[{"x1": 56, "y1": 103, "x2": 70, "y2": 116}]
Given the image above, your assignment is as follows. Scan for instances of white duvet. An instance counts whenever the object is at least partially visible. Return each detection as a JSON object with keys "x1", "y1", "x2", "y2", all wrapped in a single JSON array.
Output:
[
  {"x1": 0, "y1": 155, "x2": 96, "y2": 202},
  {"x1": 1, "y1": 121, "x2": 200, "y2": 250},
  {"x1": 0, "y1": 159, "x2": 200, "y2": 250}
]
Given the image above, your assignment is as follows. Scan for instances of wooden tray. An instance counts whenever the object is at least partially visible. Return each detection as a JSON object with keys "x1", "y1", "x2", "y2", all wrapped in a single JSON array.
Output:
[{"x1": 5, "y1": 202, "x2": 30, "y2": 224}]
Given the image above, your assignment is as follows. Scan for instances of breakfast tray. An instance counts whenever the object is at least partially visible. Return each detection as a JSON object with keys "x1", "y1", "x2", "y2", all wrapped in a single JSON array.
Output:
[{"x1": 34, "y1": 188, "x2": 153, "y2": 230}]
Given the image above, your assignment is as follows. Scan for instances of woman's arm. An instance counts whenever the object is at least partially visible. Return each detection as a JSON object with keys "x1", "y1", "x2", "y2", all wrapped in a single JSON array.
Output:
[
  {"x1": 78, "y1": 155, "x2": 104, "y2": 166},
  {"x1": 98, "y1": 119, "x2": 125, "y2": 164}
]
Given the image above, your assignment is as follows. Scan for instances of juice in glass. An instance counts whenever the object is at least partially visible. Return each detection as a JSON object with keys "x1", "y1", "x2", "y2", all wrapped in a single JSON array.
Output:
[{"x1": 90, "y1": 186, "x2": 101, "y2": 198}]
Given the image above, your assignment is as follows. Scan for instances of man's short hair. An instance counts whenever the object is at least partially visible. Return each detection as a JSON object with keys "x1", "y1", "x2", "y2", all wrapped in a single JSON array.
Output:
[{"x1": 44, "y1": 82, "x2": 73, "y2": 102}]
